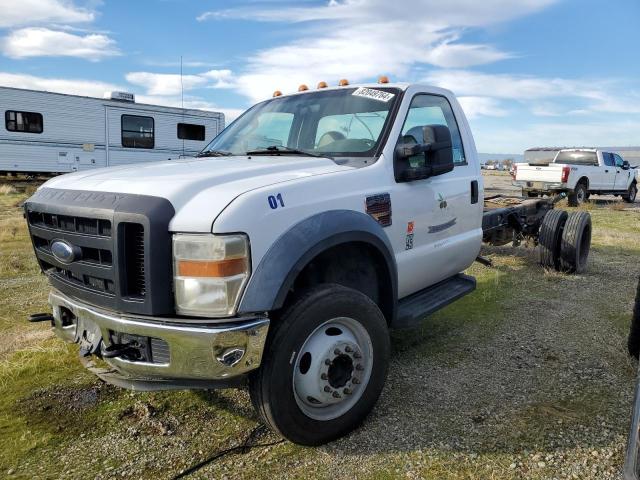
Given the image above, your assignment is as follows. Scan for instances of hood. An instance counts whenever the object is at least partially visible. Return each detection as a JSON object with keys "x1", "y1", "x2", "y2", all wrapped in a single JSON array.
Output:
[{"x1": 42, "y1": 155, "x2": 352, "y2": 231}]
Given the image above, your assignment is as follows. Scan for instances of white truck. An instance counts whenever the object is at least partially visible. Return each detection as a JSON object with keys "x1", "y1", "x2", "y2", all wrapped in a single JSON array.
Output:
[
  {"x1": 513, "y1": 148, "x2": 638, "y2": 206},
  {"x1": 24, "y1": 81, "x2": 592, "y2": 445}
]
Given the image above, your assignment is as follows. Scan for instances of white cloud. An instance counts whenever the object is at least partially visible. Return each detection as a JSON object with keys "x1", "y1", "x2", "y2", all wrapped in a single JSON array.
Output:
[
  {"x1": 0, "y1": 71, "x2": 122, "y2": 97},
  {"x1": 457, "y1": 96, "x2": 508, "y2": 119},
  {"x1": 126, "y1": 69, "x2": 235, "y2": 96},
  {"x1": 425, "y1": 70, "x2": 640, "y2": 116},
  {"x1": 136, "y1": 95, "x2": 244, "y2": 122},
  {"x1": 199, "y1": 0, "x2": 559, "y2": 103},
  {"x1": 1, "y1": 27, "x2": 119, "y2": 60},
  {"x1": 0, "y1": 0, "x2": 94, "y2": 28}
]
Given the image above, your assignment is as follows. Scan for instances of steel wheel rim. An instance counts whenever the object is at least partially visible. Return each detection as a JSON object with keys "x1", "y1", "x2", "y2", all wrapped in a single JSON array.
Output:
[
  {"x1": 292, "y1": 317, "x2": 373, "y2": 421},
  {"x1": 577, "y1": 188, "x2": 585, "y2": 203}
]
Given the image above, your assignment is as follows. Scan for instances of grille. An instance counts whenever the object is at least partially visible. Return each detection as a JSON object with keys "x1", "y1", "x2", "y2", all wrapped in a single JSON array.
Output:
[
  {"x1": 123, "y1": 223, "x2": 146, "y2": 298},
  {"x1": 27, "y1": 209, "x2": 145, "y2": 300}
]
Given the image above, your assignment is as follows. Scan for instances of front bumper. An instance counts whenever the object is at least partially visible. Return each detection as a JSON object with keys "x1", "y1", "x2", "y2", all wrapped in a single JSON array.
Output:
[{"x1": 49, "y1": 289, "x2": 269, "y2": 390}]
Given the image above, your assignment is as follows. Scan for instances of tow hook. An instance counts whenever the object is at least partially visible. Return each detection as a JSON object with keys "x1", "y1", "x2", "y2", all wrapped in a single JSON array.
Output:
[{"x1": 28, "y1": 312, "x2": 54, "y2": 323}]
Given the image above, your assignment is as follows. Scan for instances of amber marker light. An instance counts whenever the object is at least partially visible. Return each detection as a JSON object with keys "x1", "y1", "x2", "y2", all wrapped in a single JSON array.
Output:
[
  {"x1": 317, "y1": 81, "x2": 328, "y2": 89},
  {"x1": 273, "y1": 90, "x2": 282, "y2": 97},
  {"x1": 298, "y1": 84, "x2": 309, "y2": 92},
  {"x1": 378, "y1": 75, "x2": 390, "y2": 84},
  {"x1": 177, "y1": 258, "x2": 248, "y2": 278},
  {"x1": 338, "y1": 79, "x2": 349, "y2": 86}
]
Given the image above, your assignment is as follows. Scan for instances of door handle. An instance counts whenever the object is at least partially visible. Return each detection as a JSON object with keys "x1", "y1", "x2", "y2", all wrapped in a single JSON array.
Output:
[{"x1": 470, "y1": 180, "x2": 479, "y2": 204}]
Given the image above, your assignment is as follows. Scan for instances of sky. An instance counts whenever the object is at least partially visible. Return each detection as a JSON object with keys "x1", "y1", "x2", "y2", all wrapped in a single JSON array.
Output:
[{"x1": 1, "y1": 0, "x2": 639, "y2": 154}]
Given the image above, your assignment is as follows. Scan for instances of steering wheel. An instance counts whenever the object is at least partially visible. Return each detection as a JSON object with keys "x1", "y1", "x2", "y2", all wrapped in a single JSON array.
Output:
[{"x1": 317, "y1": 131, "x2": 346, "y2": 148}]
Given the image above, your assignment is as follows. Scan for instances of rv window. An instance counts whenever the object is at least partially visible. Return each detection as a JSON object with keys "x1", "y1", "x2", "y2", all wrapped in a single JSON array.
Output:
[
  {"x1": 122, "y1": 115, "x2": 154, "y2": 149},
  {"x1": 5, "y1": 111, "x2": 43, "y2": 133},
  {"x1": 177, "y1": 123, "x2": 205, "y2": 141}
]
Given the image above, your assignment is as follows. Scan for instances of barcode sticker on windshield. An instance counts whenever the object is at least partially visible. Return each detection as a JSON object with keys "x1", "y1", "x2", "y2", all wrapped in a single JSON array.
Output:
[{"x1": 352, "y1": 87, "x2": 395, "y2": 102}]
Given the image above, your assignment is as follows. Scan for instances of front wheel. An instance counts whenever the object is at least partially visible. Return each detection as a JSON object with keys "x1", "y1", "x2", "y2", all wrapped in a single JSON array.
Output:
[
  {"x1": 624, "y1": 183, "x2": 638, "y2": 203},
  {"x1": 249, "y1": 284, "x2": 390, "y2": 445}
]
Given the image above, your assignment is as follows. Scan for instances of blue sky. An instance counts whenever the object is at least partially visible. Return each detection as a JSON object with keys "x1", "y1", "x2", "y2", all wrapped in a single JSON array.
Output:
[{"x1": 1, "y1": 0, "x2": 639, "y2": 153}]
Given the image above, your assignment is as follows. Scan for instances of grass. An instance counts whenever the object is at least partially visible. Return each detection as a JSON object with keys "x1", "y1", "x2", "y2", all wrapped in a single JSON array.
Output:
[{"x1": 0, "y1": 177, "x2": 639, "y2": 479}]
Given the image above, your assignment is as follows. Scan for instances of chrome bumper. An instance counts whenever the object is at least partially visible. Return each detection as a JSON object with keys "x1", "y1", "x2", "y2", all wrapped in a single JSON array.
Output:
[{"x1": 49, "y1": 290, "x2": 269, "y2": 390}]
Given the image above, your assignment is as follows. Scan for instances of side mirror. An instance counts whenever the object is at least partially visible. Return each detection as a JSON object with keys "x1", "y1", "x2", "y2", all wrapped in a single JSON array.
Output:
[
  {"x1": 623, "y1": 160, "x2": 631, "y2": 170},
  {"x1": 394, "y1": 125, "x2": 454, "y2": 182}
]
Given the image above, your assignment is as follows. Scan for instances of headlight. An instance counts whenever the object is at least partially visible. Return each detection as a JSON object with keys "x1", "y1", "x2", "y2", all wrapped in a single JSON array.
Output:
[{"x1": 173, "y1": 234, "x2": 250, "y2": 317}]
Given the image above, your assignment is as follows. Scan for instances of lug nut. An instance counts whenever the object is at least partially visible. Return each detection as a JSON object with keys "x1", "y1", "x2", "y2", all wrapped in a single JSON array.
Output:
[
  {"x1": 352, "y1": 378, "x2": 361, "y2": 384},
  {"x1": 324, "y1": 386, "x2": 332, "y2": 392},
  {"x1": 324, "y1": 359, "x2": 331, "y2": 365},
  {"x1": 356, "y1": 364, "x2": 364, "y2": 371},
  {"x1": 353, "y1": 352, "x2": 362, "y2": 359},
  {"x1": 332, "y1": 391, "x2": 341, "y2": 398},
  {"x1": 321, "y1": 373, "x2": 328, "y2": 380},
  {"x1": 343, "y1": 388, "x2": 352, "y2": 395},
  {"x1": 345, "y1": 346, "x2": 352, "y2": 353},
  {"x1": 334, "y1": 348, "x2": 341, "y2": 355}
]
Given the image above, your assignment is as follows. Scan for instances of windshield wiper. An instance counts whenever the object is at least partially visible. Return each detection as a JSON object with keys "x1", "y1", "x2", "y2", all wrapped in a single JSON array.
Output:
[
  {"x1": 196, "y1": 150, "x2": 232, "y2": 157},
  {"x1": 245, "y1": 145, "x2": 330, "y2": 159}
]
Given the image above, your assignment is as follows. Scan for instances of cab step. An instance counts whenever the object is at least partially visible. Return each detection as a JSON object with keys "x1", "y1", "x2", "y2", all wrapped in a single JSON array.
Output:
[{"x1": 392, "y1": 273, "x2": 476, "y2": 329}]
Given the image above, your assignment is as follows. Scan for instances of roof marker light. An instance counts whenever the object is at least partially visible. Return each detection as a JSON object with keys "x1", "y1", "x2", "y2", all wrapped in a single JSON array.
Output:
[
  {"x1": 317, "y1": 81, "x2": 328, "y2": 89},
  {"x1": 378, "y1": 75, "x2": 389, "y2": 84},
  {"x1": 298, "y1": 84, "x2": 309, "y2": 92},
  {"x1": 338, "y1": 79, "x2": 349, "y2": 86},
  {"x1": 273, "y1": 90, "x2": 282, "y2": 97}
]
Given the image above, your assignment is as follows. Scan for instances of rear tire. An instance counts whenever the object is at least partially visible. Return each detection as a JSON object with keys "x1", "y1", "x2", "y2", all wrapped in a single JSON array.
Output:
[
  {"x1": 526, "y1": 192, "x2": 539, "y2": 198},
  {"x1": 623, "y1": 183, "x2": 637, "y2": 203},
  {"x1": 627, "y1": 276, "x2": 640, "y2": 359},
  {"x1": 538, "y1": 209, "x2": 568, "y2": 270},
  {"x1": 249, "y1": 284, "x2": 390, "y2": 445},
  {"x1": 559, "y1": 211, "x2": 592, "y2": 273},
  {"x1": 568, "y1": 182, "x2": 588, "y2": 207}
]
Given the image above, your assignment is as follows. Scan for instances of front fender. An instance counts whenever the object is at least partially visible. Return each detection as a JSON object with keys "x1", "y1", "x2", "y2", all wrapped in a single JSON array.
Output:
[{"x1": 238, "y1": 209, "x2": 397, "y2": 318}]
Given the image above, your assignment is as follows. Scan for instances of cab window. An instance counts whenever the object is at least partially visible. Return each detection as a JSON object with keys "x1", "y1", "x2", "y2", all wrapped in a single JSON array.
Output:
[
  {"x1": 614, "y1": 154, "x2": 624, "y2": 168},
  {"x1": 398, "y1": 95, "x2": 466, "y2": 168},
  {"x1": 602, "y1": 152, "x2": 615, "y2": 167}
]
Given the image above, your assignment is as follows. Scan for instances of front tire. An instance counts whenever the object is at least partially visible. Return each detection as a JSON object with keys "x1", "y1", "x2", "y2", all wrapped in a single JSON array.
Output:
[
  {"x1": 249, "y1": 284, "x2": 390, "y2": 445},
  {"x1": 624, "y1": 183, "x2": 637, "y2": 203}
]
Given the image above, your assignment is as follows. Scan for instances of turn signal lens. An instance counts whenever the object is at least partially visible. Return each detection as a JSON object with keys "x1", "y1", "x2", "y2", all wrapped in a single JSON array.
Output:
[
  {"x1": 298, "y1": 84, "x2": 309, "y2": 92},
  {"x1": 317, "y1": 81, "x2": 328, "y2": 89},
  {"x1": 561, "y1": 165, "x2": 571, "y2": 183},
  {"x1": 338, "y1": 79, "x2": 349, "y2": 86},
  {"x1": 177, "y1": 258, "x2": 249, "y2": 278},
  {"x1": 378, "y1": 75, "x2": 389, "y2": 84},
  {"x1": 273, "y1": 90, "x2": 282, "y2": 97}
]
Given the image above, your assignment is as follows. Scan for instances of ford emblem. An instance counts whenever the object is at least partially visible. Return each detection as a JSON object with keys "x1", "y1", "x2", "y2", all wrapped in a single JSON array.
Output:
[{"x1": 50, "y1": 240, "x2": 78, "y2": 264}]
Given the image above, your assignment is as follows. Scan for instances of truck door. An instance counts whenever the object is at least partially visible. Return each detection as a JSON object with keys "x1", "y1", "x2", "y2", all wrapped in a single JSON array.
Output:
[
  {"x1": 613, "y1": 153, "x2": 632, "y2": 191},
  {"x1": 600, "y1": 152, "x2": 617, "y2": 190},
  {"x1": 390, "y1": 93, "x2": 481, "y2": 297}
]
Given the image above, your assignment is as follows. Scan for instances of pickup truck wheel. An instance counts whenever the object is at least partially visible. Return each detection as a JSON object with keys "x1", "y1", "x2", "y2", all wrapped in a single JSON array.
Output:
[
  {"x1": 559, "y1": 211, "x2": 592, "y2": 273},
  {"x1": 623, "y1": 183, "x2": 637, "y2": 203},
  {"x1": 249, "y1": 284, "x2": 389, "y2": 445},
  {"x1": 568, "y1": 182, "x2": 588, "y2": 207},
  {"x1": 538, "y1": 209, "x2": 568, "y2": 270}
]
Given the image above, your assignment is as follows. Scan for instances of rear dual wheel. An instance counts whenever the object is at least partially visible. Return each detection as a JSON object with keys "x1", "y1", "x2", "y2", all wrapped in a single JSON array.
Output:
[
  {"x1": 539, "y1": 209, "x2": 592, "y2": 273},
  {"x1": 249, "y1": 284, "x2": 389, "y2": 445}
]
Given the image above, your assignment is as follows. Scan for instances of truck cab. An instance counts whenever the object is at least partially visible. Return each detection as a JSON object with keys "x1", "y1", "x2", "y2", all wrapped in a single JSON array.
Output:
[{"x1": 24, "y1": 81, "x2": 486, "y2": 444}]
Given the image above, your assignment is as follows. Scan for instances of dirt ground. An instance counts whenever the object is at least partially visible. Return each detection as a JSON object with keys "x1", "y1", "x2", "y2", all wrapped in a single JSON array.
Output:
[{"x1": 0, "y1": 173, "x2": 639, "y2": 479}]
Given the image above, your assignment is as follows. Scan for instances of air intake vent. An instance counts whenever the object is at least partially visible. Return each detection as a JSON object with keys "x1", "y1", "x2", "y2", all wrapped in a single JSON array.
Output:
[{"x1": 123, "y1": 223, "x2": 146, "y2": 298}]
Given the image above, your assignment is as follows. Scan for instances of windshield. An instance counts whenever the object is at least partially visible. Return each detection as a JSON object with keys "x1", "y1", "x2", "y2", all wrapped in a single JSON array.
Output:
[{"x1": 201, "y1": 87, "x2": 401, "y2": 159}]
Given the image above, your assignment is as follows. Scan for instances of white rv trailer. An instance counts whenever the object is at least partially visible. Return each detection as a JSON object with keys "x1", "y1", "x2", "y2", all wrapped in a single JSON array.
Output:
[{"x1": 0, "y1": 87, "x2": 225, "y2": 174}]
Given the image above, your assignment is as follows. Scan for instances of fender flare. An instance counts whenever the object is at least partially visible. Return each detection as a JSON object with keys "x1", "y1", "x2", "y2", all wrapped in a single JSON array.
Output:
[{"x1": 238, "y1": 209, "x2": 398, "y2": 320}]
